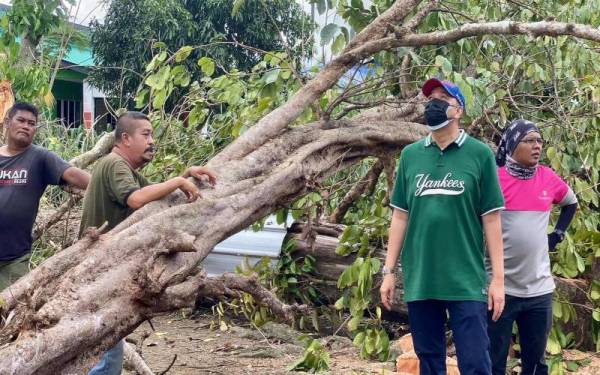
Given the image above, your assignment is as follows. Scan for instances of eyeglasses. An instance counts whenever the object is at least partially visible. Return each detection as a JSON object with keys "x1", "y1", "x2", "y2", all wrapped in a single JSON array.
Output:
[{"x1": 520, "y1": 137, "x2": 545, "y2": 146}]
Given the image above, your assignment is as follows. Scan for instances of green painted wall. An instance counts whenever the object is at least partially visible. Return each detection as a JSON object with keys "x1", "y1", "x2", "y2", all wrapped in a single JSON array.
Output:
[{"x1": 52, "y1": 79, "x2": 82, "y2": 101}]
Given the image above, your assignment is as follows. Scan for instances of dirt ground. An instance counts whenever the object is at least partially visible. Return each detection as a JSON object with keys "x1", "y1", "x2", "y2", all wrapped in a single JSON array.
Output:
[
  {"x1": 123, "y1": 311, "x2": 398, "y2": 375},
  {"x1": 123, "y1": 311, "x2": 600, "y2": 375}
]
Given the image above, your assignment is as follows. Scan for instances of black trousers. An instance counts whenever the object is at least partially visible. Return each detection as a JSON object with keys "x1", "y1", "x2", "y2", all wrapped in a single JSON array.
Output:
[{"x1": 487, "y1": 293, "x2": 553, "y2": 375}]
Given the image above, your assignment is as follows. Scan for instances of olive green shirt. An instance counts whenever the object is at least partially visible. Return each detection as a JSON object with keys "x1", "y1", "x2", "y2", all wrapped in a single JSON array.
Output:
[{"x1": 79, "y1": 153, "x2": 150, "y2": 236}]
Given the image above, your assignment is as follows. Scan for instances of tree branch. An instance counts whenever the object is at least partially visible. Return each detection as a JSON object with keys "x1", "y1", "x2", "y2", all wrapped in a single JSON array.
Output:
[
  {"x1": 69, "y1": 132, "x2": 114, "y2": 169},
  {"x1": 403, "y1": 0, "x2": 440, "y2": 31},
  {"x1": 329, "y1": 160, "x2": 385, "y2": 223},
  {"x1": 209, "y1": 0, "x2": 424, "y2": 165},
  {"x1": 123, "y1": 342, "x2": 155, "y2": 375},
  {"x1": 355, "y1": 21, "x2": 600, "y2": 55}
]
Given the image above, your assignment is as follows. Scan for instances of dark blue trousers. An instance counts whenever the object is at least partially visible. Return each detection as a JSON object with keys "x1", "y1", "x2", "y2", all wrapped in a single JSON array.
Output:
[
  {"x1": 407, "y1": 300, "x2": 491, "y2": 375},
  {"x1": 488, "y1": 293, "x2": 553, "y2": 375}
]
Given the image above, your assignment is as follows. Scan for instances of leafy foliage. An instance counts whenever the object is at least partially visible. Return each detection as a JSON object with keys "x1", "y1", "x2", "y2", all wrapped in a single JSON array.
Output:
[
  {"x1": 89, "y1": 0, "x2": 314, "y2": 101},
  {"x1": 0, "y1": 0, "x2": 74, "y2": 104},
  {"x1": 335, "y1": 256, "x2": 390, "y2": 360},
  {"x1": 1, "y1": 0, "x2": 74, "y2": 47},
  {"x1": 287, "y1": 337, "x2": 331, "y2": 373},
  {"x1": 130, "y1": 2, "x2": 599, "y2": 363}
]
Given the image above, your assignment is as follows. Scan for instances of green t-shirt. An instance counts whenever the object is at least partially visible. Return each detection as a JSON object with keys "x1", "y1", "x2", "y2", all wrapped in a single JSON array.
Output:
[
  {"x1": 79, "y1": 153, "x2": 150, "y2": 236},
  {"x1": 391, "y1": 130, "x2": 504, "y2": 302}
]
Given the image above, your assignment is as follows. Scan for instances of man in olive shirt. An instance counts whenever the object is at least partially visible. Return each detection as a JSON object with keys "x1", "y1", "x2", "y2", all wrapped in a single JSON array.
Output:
[
  {"x1": 81, "y1": 111, "x2": 216, "y2": 375},
  {"x1": 380, "y1": 79, "x2": 505, "y2": 375}
]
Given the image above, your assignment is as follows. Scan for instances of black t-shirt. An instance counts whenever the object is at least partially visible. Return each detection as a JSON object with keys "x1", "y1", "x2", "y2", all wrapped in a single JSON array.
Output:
[{"x1": 0, "y1": 145, "x2": 70, "y2": 261}]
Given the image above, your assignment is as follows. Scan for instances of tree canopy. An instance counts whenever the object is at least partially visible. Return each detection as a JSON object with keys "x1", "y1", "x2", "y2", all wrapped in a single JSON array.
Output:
[{"x1": 89, "y1": 0, "x2": 315, "y2": 100}]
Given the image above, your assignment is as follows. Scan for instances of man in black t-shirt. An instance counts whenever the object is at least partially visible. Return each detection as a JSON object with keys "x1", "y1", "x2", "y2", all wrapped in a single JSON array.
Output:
[{"x1": 0, "y1": 102, "x2": 90, "y2": 290}]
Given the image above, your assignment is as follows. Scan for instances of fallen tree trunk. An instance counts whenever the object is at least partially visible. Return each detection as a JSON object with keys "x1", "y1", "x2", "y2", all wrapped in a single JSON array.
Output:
[
  {"x1": 0, "y1": 118, "x2": 426, "y2": 374},
  {"x1": 1, "y1": 0, "x2": 599, "y2": 372},
  {"x1": 288, "y1": 224, "x2": 408, "y2": 318}
]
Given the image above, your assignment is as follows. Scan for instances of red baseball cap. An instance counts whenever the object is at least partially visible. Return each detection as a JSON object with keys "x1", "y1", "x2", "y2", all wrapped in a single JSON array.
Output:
[{"x1": 422, "y1": 78, "x2": 466, "y2": 108}]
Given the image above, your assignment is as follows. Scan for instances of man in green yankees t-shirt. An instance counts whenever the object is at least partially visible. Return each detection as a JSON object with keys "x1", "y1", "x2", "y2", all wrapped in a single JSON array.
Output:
[
  {"x1": 380, "y1": 79, "x2": 505, "y2": 375},
  {"x1": 81, "y1": 111, "x2": 217, "y2": 375}
]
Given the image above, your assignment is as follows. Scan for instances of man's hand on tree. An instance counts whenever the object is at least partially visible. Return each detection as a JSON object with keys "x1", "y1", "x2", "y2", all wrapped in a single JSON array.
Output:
[
  {"x1": 179, "y1": 178, "x2": 202, "y2": 202},
  {"x1": 183, "y1": 166, "x2": 217, "y2": 186}
]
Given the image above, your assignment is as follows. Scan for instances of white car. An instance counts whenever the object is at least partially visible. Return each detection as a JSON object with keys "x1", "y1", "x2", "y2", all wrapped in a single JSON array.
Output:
[{"x1": 200, "y1": 215, "x2": 293, "y2": 277}]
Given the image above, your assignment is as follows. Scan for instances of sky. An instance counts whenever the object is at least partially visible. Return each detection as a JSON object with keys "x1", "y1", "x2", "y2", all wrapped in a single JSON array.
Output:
[{"x1": 0, "y1": 0, "x2": 348, "y2": 28}]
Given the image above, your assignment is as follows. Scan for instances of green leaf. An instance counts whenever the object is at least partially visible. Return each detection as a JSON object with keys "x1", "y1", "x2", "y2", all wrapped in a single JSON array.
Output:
[
  {"x1": 152, "y1": 89, "x2": 167, "y2": 108},
  {"x1": 320, "y1": 23, "x2": 340, "y2": 46},
  {"x1": 552, "y1": 300, "x2": 563, "y2": 318},
  {"x1": 331, "y1": 33, "x2": 346, "y2": 55},
  {"x1": 263, "y1": 68, "x2": 280, "y2": 84},
  {"x1": 348, "y1": 315, "x2": 361, "y2": 331},
  {"x1": 198, "y1": 57, "x2": 215, "y2": 77},
  {"x1": 280, "y1": 68, "x2": 292, "y2": 80},
  {"x1": 145, "y1": 65, "x2": 171, "y2": 90},
  {"x1": 152, "y1": 41, "x2": 167, "y2": 49},
  {"x1": 171, "y1": 65, "x2": 191, "y2": 87},
  {"x1": 566, "y1": 361, "x2": 579, "y2": 372},
  {"x1": 146, "y1": 51, "x2": 168, "y2": 72},
  {"x1": 370, "y1": 258, "x2": 381, "y2": 274},
  {"x1": 188, "y1": 106, "x2": 208, "y2": 127},
  {"x1": 435, "y1": 55, "x2": 453, "y2": 75},
  {"x1": 174, "y1": 46, "x2": 193, "y2": 62},
  {"x1": 546, "y1": 336, "x2": 562, "y2": 355},
  {"x1": 334, "y1": 296, "x2": 345, "y2": 310},
  {"x1": 353, "y1": 331, "x2": 366, "y2": 346},
  {"x1": 134, "y1": 88, "x2": 149, "y2": 108},
  {"x1": 231, "y1": 0, "x2": 245, "y2": 16}
]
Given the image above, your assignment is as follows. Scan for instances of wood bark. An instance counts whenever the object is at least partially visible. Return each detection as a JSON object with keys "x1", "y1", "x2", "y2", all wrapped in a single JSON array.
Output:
[
  {"x1": 0, "y1": 3, "x2": 599, "y2": 372},
  {"x1": 287, "y1": 225, "x2": 408, "y2": 318}
]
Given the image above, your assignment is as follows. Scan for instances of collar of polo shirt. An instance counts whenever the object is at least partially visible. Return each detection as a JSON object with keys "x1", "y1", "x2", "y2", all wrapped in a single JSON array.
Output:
[{"x1": 424, "y1": 129, "x2": 468, "y2": 148}]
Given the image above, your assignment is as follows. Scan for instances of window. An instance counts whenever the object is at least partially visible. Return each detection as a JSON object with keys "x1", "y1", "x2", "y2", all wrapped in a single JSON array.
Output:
[{"x1": 56, "y1": 99, "x2": 82, "y2": 128}]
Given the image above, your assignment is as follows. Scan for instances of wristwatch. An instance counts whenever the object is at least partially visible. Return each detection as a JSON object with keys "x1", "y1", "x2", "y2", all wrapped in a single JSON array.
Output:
[
  {"x1": 553, "y1": 229, "x2": 565, "y2": 242},
  {"x1": 382, "y1": 266, "x2": 395, "y2": 276}
]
